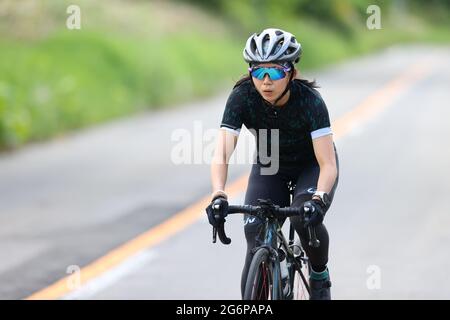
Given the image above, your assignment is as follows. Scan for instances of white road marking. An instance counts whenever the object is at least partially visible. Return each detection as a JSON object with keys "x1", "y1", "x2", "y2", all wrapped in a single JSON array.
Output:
[{"x1": 62, "y1": 250, "x2": 157, "y2": 300}]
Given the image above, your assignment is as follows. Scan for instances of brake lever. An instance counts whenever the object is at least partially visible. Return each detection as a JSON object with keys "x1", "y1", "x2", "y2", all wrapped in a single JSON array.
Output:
[
  {"x1": 308, "y1": 226, "x2": 320, "y2": 248},
  {"x1": 304, "y1": 206, "x2": 321, "y2": 248},
  {"x1": 212, "y1": 226, "x2": 217, "y2": 243},
  {"x1": 212, "y1": 203, "x2": 231, "y2": 245},
  {"x1": 217, "y1": 221, "x2": 231, "y2": 245}
]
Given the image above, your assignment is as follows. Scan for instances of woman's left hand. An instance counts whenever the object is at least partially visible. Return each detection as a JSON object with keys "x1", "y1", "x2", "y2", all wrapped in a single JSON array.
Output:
[{"x1": 303, "y1": 198, "x2": 327, "y2": 227}]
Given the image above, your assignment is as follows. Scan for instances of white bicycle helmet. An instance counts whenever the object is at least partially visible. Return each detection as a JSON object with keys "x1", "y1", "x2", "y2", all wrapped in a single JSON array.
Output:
[{"x1": 243, "y1": 28, "x2": 302, "y2": 65}]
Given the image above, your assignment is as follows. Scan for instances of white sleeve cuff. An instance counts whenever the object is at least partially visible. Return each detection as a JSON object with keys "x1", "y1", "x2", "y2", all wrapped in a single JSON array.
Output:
[
  {"x1": 220, "y1": 126, "x2": 240, "y2": 136},
  {"x1": 311, "y1": 127, "x2": 333, "y2": 139}
]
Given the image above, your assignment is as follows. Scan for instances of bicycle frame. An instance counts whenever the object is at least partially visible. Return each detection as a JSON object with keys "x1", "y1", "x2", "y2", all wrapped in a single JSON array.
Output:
[
  {"x1": 254, "y1": 213, "x2": 311, "y2": 298},
  {"x1": 209, "y1": 183, "x2": 315, "y2": 299}
]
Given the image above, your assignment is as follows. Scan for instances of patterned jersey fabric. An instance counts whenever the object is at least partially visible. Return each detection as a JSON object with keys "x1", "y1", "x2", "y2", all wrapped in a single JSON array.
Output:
[{"x1": 220, "y1": 78, "x2": 332, "y2": 166}]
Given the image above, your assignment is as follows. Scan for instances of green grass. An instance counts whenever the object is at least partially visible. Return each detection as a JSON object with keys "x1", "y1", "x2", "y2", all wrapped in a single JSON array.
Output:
[
  {"x1": 0, "y1": 30, "x2": 243, "y2": 148},
  {"x1": 0, "y1": 0, "x2": 449, "y2": 150}
]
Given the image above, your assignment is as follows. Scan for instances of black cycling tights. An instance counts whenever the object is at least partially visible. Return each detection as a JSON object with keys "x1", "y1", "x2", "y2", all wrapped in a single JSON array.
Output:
[{"x1": 240, "y1": 153, "x2": 339, "y2": 298}]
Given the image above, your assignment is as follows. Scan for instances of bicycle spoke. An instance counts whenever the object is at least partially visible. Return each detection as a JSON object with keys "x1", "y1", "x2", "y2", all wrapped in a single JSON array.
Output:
[
  {"x1": 250, "y1": 261, "x2": 274, "y2": 300},
  {"x1": 259, "y1": 262, "x2": 269, "y2": 300}
]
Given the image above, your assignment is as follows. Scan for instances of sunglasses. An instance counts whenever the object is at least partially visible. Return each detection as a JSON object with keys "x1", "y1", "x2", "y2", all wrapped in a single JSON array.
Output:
[{"x1": 248, "y1": 65, "x2": 291, "y2": 81}]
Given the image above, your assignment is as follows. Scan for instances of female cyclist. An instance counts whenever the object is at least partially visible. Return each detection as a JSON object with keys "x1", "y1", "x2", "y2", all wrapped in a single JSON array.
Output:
[{"x1": 207, "y1": 28, "x2": 339, "y2": 300}]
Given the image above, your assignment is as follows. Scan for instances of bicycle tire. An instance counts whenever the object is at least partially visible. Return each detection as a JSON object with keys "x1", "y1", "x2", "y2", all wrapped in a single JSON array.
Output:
[{"x1": 243, "y1": 248, "x2": 282, "y2": 300}]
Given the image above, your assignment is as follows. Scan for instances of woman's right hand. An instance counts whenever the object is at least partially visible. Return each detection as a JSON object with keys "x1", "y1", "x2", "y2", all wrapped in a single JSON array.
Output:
[
  {"x1": 211, "y1": 190, "x2": 228, "y2": 202},
  {"x1": 205, "y1": 190, "x2": 229, "y2": 227}
]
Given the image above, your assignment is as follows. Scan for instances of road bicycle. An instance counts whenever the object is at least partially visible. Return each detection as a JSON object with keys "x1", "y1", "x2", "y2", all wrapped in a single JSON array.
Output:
[{"x1": 210, "y1": 183, "x2": 320, "y2": 300}]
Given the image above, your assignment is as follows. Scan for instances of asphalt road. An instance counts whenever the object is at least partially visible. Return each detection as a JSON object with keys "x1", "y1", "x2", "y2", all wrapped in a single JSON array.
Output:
[{"x1": 0, "y1": 45, "x2": 449, "y2": 299}]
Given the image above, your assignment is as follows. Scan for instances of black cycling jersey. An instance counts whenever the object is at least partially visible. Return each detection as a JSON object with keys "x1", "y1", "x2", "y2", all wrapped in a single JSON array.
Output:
[{"x1": 220, "y1": 79, "x2": 332, "y2": 166}]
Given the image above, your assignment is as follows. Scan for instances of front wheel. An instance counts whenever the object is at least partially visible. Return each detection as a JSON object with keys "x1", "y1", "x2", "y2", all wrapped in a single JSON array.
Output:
[
  {"x1": 243, "y1": 248, "x2": 282, "y2": 300},
  {"x1": 290, "y1": 256, "x2": 311, "y2": 300}
]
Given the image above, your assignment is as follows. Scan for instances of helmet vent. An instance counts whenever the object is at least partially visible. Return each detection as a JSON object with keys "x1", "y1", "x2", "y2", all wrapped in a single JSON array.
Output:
[{"x1": 243, "y1": 28, "x2": 302, "y2": 64}]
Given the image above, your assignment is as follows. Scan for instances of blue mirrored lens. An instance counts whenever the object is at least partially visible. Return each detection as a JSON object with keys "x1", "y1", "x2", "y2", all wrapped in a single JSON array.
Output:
[{"x1": 251, "y1": 67, "x2": 286, "y2": 80}]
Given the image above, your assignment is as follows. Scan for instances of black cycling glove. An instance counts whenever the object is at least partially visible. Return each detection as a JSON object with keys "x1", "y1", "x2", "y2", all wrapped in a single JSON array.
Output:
[
  {"x1": 205, "y1": 197, "x2": 228, "y2": 228},
  {"x1": 303, "y1": 199, "x2": 327, "y2": 227}
]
